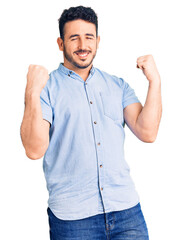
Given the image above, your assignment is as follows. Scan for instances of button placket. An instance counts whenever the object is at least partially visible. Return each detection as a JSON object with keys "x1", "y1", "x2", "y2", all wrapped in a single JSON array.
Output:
[{"x1": 84, "y1": 82, "x2": 105, "y2": 197}]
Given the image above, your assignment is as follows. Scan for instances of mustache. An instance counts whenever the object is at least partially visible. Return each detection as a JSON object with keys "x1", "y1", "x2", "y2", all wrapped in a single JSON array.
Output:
[{"x1": 75, "y1": 50, "x2": 91, "y2": 53}]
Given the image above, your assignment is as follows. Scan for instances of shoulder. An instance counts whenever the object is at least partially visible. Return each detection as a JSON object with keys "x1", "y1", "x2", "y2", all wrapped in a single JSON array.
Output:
[
  {"x1": 43, "y1": 68, "x2": 61, "y2": 92},
  {"x1": 94, "y1": 67, "x2": 126, "y2": 89}
]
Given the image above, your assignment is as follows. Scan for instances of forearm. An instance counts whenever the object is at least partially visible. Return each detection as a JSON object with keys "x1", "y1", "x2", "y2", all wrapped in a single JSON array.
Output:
[
  {"x1": 20, "y1": 90, "x2": 49, "y2": 158},
  {"x1": 136, "y1": 79, "x2": 162, "y2": 141}
]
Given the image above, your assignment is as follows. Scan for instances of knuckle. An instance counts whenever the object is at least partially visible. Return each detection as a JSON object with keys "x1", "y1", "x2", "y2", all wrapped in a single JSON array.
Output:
[
  {"x1": 28, "y1": 64, "x2": 48, "y2": 75},
  {"x1": 28, "y1": 64, "x2": 33, "y2": 69}
]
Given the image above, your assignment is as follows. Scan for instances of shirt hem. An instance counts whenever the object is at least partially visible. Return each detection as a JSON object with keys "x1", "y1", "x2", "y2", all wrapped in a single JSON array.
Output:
[{"x1": 47, "y1": 200, "x2": 140, "y2": 221}]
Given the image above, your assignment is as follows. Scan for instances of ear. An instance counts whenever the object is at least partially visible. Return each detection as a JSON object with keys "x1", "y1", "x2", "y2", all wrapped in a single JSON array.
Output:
[
  {"x1": 57, "y1": 37, "x2": 64, "y2": 51},
  {"x1": 96, "y1": 35, "x2": 100, "y2": 49}
]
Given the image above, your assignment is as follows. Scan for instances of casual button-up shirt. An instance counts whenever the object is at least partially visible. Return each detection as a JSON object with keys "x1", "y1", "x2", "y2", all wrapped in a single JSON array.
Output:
[{"x1": 40, "y1": 62, "x2": 141, "y2": 220}]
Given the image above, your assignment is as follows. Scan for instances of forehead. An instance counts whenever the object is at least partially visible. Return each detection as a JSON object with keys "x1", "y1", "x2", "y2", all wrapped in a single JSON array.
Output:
[{"x1": 64, "y1": 19, "x2": 96, "y2": 37}]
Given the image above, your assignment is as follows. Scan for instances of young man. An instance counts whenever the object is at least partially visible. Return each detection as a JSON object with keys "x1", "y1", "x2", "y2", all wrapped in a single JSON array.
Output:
[{"x1": 20, "y1": 5, "x2": 162, "y2": 240}]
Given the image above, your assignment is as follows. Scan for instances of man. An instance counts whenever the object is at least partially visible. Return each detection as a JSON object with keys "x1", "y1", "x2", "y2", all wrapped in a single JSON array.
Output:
[{"x1": 20, "y1": 5, "x2": 162, "y2": 240}]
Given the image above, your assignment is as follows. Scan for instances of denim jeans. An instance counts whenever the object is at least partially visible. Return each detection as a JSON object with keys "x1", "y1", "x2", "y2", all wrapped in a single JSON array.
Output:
[{"x1": 47, "y1": 202, "x2": 149, "y2": 240}]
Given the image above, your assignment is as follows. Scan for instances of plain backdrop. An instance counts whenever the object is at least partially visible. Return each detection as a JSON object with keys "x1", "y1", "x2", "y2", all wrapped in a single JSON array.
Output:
[{"x1": 0, "y1": 0, "x2": 182, "y2": 239}]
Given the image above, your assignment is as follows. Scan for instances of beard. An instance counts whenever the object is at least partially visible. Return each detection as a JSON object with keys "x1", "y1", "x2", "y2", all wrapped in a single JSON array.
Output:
[{"x1": 63, "y1": 44, "x2": 97, "y2": 69}]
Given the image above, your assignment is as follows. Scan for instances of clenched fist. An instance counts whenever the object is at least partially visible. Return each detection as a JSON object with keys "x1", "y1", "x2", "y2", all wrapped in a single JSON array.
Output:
[
  {"x1": 136, "y1": 55, "x2": 161, "y2": 84},
  {"x1": 26, "y1": 65, "x2": 49, "y2": 95}
]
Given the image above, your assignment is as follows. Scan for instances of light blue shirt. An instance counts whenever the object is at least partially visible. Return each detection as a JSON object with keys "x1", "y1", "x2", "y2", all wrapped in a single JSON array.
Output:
[{"x1": 40, "y1": 63, "x2": 141, "y2": 220}]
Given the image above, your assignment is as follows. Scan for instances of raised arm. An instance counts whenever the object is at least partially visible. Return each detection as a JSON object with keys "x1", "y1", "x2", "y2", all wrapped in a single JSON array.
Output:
[
  {"x1": 124, "y1": 55, "x2": 162, "y2": 142},
  {"x1": 20, "y1": 65, "x2": 50, "y2": 160}
]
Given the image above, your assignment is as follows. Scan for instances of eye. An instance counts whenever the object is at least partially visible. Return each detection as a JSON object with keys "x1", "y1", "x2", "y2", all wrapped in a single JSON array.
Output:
[
  {"x1": 87, "y1": 37, "x2": 93, "y2": 40},
  {"x1": 71, "y1": 38, "x2": 78, "y2": 41}
]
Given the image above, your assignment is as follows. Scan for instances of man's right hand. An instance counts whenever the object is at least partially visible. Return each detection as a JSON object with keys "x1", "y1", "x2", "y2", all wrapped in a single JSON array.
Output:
[
  {"x1": 21, "y1": 64, "x2": 50, "y2": 160},
  {"x1": 26, "y1": 65, "x2": 49, "y2": 95}
]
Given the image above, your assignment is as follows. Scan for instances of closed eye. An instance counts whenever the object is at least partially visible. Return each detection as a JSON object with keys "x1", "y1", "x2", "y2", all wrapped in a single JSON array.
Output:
[{"x1": 71, "y1": 37, "x2": 93, "y2": 41}]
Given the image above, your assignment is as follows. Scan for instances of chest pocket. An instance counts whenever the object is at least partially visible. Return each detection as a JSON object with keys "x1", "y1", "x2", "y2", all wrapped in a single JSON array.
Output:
[{"x1": 100, "y1": 92, "x2": 123, "y2": 122}]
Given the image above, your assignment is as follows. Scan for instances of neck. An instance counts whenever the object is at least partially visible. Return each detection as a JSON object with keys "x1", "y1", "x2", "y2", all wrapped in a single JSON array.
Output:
[{"x1": 63, "y1": 61, "x2": 92, "y2": 81}]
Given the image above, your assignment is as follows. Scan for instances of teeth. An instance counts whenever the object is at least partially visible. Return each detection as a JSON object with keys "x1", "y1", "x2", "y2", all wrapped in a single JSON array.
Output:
[{"x1": 77, "y1": 52, "x2": 88, "y2": 57}]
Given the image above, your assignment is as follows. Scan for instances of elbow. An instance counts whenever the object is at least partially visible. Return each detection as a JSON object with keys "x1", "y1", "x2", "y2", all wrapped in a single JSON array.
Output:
[
  {"x1": 135, "y1": 119, "x2": 161, "y2": 143},
  {"x1": 25, "y1": 151, "x2": 44, "y2": 160},
  {"x1": 139, "y1": 130, "x2": 157, "y2": 143},
  {"x1": 20, "y1": 126, "x2": 49, "y2": 160},
  {"x1": 141, "y1": 137, "x2": 156, "y2": 143},
  {"x1": 25, "y1": 144, "x2": 49, "y2": 160}
]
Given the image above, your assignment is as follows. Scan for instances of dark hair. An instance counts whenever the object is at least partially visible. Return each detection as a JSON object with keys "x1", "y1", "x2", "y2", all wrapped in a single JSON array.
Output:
[{"x1": 58, "y1": 6, "x2": 98, "y2": 41}]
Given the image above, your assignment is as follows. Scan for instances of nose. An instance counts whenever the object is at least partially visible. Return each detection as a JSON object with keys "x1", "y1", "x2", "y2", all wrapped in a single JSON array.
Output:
[{"x1": 78, "y1": 37, "x2": 87, "y2": 50}]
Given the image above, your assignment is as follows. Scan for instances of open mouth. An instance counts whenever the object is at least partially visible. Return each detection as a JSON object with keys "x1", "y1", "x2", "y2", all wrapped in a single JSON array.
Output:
[{"x1": 75, "y1": 51, "x2": 90, "y2": 59}]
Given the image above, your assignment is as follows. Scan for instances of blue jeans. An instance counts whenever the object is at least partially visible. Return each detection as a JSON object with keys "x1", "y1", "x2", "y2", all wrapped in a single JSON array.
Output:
[{"x1": 47, "y1": 203, "x2": 149, "y2": 240}]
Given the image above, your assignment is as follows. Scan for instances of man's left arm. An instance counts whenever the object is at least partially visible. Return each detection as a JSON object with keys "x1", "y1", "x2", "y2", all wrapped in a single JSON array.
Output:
[{"x1": 124, "y1": 55, "x2": 162, "y2": 143}]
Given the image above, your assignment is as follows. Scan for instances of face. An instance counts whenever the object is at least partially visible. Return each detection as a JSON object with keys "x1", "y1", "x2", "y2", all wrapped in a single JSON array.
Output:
[{"x1": 57, "y1": 19, "x2": 100, "y2": 71}]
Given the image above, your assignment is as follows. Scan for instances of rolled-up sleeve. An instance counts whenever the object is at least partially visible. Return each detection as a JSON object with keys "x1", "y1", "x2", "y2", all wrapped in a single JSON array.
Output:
[
  {"x1": 120, "y1": 78, "x2": 141, "y2": 109},
  {"x1": 40, "y1": 87, "x2": 52, "y2": 125}
]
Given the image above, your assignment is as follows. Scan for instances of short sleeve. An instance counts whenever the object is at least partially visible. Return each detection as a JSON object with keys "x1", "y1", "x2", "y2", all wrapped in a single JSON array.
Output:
[
  {"x1": 120, "y1": 78, "x2": 141, "y2": 109},
  {"x1": 40, "y1": 87, "x2": 53, "y2": 125}
]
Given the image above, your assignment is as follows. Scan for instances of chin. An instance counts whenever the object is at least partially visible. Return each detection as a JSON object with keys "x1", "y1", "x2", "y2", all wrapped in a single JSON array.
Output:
[
  {"x1": 76, "y1": 64, "x2": 90, "y2": 69},
  {"x1": 74, "y1": 60, "x2": 93, "y2": 69}
]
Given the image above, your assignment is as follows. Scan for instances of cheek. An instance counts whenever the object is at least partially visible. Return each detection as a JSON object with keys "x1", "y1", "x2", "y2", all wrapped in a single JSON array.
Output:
[
  {"x1": 65, "y1": 41, "x2": 77, "y2": 51},
  {"x1": 90, "y1": 41, "x2": 97, "y2": 50}
]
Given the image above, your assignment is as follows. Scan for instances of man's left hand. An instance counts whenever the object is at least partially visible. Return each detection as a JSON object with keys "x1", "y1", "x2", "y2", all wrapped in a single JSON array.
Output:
[{"x1": 137, "y1": 55, "x2": 161, "y2": 84}]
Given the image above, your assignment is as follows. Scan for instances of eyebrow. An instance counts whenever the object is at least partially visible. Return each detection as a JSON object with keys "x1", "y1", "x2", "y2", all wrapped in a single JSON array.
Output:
[{"x1": 69, "y1": 33, "x2": 95, "y2": 39}]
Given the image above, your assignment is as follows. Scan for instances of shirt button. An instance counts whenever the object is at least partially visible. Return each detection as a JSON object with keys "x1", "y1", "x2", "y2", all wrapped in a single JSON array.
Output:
[
  {"x1": 101, "y1": 187, "x2": 103, "y2": 191},
  {"x1": 97, "y1": 142, "x2": 100, "y2": 146},
  {"x1": 90, "y1": 101, "x2": 93, "y2": 104},
  {"x1": 100, "y1": 164, "x2": 103, "y2": 168},
  {"x1": 85, "y1": 82, "x2": 87, "y2": 85},
  {"x1": 94, "y1": 121, "x2": 97, "y2": 124}
]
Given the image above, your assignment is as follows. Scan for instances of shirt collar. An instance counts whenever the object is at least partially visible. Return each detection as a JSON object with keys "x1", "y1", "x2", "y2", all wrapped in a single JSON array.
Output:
[{"x1": 58, "y1": 62, "x2": 95, "y2": 77}]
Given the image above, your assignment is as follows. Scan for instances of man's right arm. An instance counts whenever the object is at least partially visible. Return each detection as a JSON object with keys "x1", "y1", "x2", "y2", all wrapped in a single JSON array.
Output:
[{"x1": 20, "y1": 65, "x2": 50, "y2": 160}]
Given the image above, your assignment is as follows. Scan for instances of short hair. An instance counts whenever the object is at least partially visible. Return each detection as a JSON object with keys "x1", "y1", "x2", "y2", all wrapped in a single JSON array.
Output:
[{"x1": 58, "y1": 6, "x2": 98, "y2": 41}]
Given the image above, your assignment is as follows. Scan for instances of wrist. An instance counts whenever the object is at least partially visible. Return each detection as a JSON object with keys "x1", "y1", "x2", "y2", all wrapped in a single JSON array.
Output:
[
  {"x1": 148, "y1": 79, "x2": 161, "y2": 92},
  {"x1": 25, "y1": 88, "x2": 42, "y2": 104},
  {"x1": 25, "y1": 86, "x2": 42, "y2": 96},
  {"x1": 148, "y1": 75, "x2": 161, "y2": 85}
]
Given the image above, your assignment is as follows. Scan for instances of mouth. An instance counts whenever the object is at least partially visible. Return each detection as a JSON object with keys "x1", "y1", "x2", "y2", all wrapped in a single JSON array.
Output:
[{"x1": 75, "y1": 51, "x2": 90, "y2": 59}]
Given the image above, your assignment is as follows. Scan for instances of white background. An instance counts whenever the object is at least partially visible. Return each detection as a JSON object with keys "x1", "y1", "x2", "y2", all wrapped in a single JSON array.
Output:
[{"x1": 0, "y1": 0, "x2": 182, "y2": 239}]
